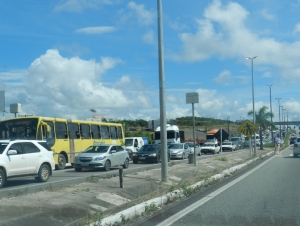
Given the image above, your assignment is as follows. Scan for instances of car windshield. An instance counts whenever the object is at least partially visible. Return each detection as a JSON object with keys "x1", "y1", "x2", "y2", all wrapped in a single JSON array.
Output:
[
  {"x1": 168, "y1": 144, "x2": 183, "y2": 149},
  {"x1": 223, "y1": 142, "x2": 231, "y2": 145},
  {"x1": 83, "y1": 145, "x2": 109, "y2": 153},
  {"x1": 186, "y1": 143, "x2": 196, "y2": 147},
  {"x1": 231, "y1": 138, "x2": 239, "y2": 141},
  {"x1": 138, "y1": 145, "x2": 158, "y2": 152},
  {"x1": 0, "y1": 143, "x2": 8, "y2": 154},
  {"x1": 125, "y1": 139, "x2": 133, "y2": 146}
]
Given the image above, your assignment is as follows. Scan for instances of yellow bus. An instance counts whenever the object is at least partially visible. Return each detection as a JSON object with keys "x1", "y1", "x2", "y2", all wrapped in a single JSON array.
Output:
[{"x1": 0, "y1": 116, "x2": 125, "y2": 170}]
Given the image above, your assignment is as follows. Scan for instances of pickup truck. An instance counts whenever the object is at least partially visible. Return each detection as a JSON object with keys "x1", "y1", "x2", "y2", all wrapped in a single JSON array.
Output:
[{"x1": 221, "y1": 141, "x2": 236, "y2": 152}]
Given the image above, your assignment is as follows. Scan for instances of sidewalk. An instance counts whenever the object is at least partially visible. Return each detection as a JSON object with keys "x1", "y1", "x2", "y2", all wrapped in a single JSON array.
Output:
[{"x1": 0, "y1": 148, "x2": 273, "y2": 226}]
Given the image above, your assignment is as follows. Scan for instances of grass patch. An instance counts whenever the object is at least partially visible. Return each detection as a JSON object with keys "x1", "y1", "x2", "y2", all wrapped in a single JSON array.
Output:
[
  {"x1": 85, "y1": 175, "x2": 100, "y2": 183},
  {"x1": 8, "y1": 188, "x2": 28, "y2": 198},
  {"x1": 215, "y1": 156, "x2": 228, "y2": 161}
]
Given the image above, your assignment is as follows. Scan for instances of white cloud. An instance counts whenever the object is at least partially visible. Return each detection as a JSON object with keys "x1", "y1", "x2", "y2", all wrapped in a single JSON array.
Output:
[
  {"x1": 54, "y1": 0, "x2": 113, "y2": 12},
  {"x1": 143, "y1": 30, "x2": 155, "y2": 44},
  {"x1": 171, "y1": 0, "x2": 300, "y2": 81},
  {"x1": 0, "y1": 49, "x2": 156, "y2": 119},
  {"x1": 260, "y1": 10, "x2": 276, "y2": 21},
  {"x1": 293, "y1": 22, "x2": 300, "y2": 34},
  {"x1": 214, "y1": 70, "x2": 232, "y2": 85},
  {"x1": 75, "y1": 26, "x2": 116, "y2": 34},
  {"x1": 167, "y1": 95, "x2": 177, "y2": 103},
  {"x1": 127, "y1": 2, "x2": 156, "y2": 25}
]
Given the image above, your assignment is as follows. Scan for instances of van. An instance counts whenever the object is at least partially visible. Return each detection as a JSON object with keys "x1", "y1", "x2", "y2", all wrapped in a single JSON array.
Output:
[{"x1": 125, "y1": 137, "x2": 148, "y2": 153}]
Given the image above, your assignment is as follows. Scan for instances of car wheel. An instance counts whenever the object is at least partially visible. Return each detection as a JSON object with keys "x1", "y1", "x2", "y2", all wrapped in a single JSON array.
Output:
[
  {"x1": 0, "y1": 169, "x2": 6, "y2": 189},
  {"x1": 104, "y1": 160, "x2": 111, "y2": 171},
  {"x1": 155, "y1": 155, "x2": 161, "y2": 163},
  {"x1": 133, "y1": 159, "x2": 138, "y2": 164},
  {"x1": 37, "y1": 164, "x2": 50, "y2": 182},
  {"x1": 56, "y1": 153, "x2": 66, "y2": 170},
  {"x1": 75, "y1": 167, "x2": 82, "y2": 172},
  {"x1": 123, "y1": 158, "x2": 129, "y2": 169}
]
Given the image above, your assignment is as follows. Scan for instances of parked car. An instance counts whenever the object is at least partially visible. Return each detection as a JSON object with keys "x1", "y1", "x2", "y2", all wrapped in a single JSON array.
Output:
[
  {"x1": 0, "y1": 139, "x2": 55, "y2": 189},
  {"x1": 185, "y1": 142, "x2": 201, "y2": 156},
  {"x1": 222, "y1": 141, "x2": 236, "y2": 152},
  {"x1": 293, "y1": 137, "x2": 300, "y2": 157},
  {"x1": 201, "y1": 142, "x2": 220, "y2": 154},
  {"x1": 132, "y1": 144, "x2": 169, "y2": 163},
  {"x1": 74, "y1": 144, "x2": 129, "y2": 171},
  {"x1": 168, "y1": 143, "x2": 191, "y2": 159}
]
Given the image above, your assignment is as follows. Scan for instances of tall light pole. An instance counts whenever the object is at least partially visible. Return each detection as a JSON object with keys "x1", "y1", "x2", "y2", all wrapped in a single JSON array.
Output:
[
  {"x1": 157, "y1": 0, "x2": 168, "y2": 182},
  {"x1": 266, "y1": 84, "x2": 273, "y2": 142},
  {"x1": 246, "y1": 56, "x2": 257, "y2": 156},
  {"x1": 282, "y1": 107, "x2": 286, "y2": 136},
  {"x1": 275, "y1": 98, "x2": 282, "y2": 137}
]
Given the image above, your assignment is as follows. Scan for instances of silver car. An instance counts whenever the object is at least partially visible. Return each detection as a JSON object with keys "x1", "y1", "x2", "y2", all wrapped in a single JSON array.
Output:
[
  {"x1": 186, "y1": 142, "x2": 201, "y2": 156},
  {"x1": 74, "y1": 144, "x2": 130, "y2": 171},
  {"x1": 168, "y1": 143, "x2": 191, "y2": 159}
]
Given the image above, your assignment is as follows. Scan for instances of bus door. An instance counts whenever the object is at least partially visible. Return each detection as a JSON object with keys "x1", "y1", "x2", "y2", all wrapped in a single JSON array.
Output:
[
  {"x1": 54, "y1": 121, "x2": 70, "y2": 164},
  {"x1": 67, "y1": 122, "x2": 81, "y2": 163}
]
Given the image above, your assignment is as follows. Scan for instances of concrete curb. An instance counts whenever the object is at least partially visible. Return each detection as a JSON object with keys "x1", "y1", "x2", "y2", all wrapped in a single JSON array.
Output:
[{"x1": 93, "y1": 151, "x2": 274, "y2": 226}]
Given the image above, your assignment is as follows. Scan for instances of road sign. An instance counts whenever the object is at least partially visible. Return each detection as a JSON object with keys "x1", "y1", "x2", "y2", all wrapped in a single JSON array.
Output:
[{"x1": 238, "y1": 120, "x2": 258, "y2": 138}]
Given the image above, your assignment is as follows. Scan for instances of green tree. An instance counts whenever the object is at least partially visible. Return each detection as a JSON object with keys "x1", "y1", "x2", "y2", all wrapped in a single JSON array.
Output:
[{"x1": 248, "y1": 106, "x2": 274, "y2": 150}]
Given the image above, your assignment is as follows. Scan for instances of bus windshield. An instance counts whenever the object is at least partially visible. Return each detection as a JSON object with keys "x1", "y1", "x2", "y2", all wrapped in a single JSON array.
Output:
[{"x1": 0, "y1": 118, "x2": 38, "y2": 140}]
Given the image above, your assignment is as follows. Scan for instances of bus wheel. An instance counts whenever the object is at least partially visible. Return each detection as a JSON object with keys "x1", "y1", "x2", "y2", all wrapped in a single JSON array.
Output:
[{"x1": 56, "y1": 154, "x2": 66, "y2": 170}]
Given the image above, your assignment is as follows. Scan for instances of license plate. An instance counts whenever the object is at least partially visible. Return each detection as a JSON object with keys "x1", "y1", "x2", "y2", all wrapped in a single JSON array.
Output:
[
  {"x1": 139, "y1": 157, "x2": 146, "y2": 160},
  {"x1": 81, "y1": 163, "x2": 89, "y2": 166}
]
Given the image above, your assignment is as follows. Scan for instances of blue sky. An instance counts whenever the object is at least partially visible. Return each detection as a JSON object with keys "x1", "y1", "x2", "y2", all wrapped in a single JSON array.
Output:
[{"x1": 1, "y1": 0, "x2": 300, "y2": 124}]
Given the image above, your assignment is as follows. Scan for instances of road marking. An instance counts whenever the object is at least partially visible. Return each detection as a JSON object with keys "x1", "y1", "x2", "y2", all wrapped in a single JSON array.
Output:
[
  {"x1": 156, "y1": 149, "x2": 284, "y2": 226},
  {"x1": 97, "y1": 192, "x2": 131, "y2": 206}
]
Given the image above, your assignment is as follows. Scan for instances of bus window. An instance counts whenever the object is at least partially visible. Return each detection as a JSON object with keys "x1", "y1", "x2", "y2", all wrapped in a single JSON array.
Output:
[
  {"x1": 68, "y1": 123, "x2": 80, "y2": 139},
  {"x1": 55, "y1": 122, "x2": 68, "y2": 139},
  {"x1": 110, "y1": 126, "x2": 117, "y2": 139},
  {"x1": 100, "y1": 126, "x2": 110, "y2": 139},
  {"x1": 91, "y1": 125, "x2": 100, "y2": 139},
  {"x1": 80, "y1": 124, "x2": 90, "y2": 139},
  {"x1": 117, "y1": 126, "x2": 123, "y2": 139}
]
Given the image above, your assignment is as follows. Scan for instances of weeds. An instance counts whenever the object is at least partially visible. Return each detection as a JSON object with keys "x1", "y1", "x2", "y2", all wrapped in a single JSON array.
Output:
[
  {"x1": 86, "y1": 175, "x2": 100, "y2": 183},
  {"x1": 8, "y1": 188, "x2": 28, "y2": 198},
  {"x1": 144, "y1": 202, "x2": 159, "y2": 215},
  {"x1": 215, "y1": 156, "x2": 228, "y2": 161}
]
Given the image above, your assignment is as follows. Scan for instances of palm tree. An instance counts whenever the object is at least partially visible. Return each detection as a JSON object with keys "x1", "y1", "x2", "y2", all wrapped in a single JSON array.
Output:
[{"x1": 248, "y1": 106, "x2": 274, "y2": 150}]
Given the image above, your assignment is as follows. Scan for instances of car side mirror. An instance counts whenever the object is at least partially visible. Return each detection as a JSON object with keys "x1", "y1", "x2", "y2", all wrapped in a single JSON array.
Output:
[{"x1": 7, "y1": 149, "x2": 18, "y2": 155}]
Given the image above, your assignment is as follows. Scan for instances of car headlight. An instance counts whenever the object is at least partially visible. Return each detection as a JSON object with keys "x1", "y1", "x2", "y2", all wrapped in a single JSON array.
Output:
[
  {"x1": 94, "y1": 156, "x2": 106, "y2": 161},
  {"x1": 132, "y1": 153, "x2": 137, "y2": 157},
  {"x1": 149, "y1": 153, "x2": 156, "y2": 157}
]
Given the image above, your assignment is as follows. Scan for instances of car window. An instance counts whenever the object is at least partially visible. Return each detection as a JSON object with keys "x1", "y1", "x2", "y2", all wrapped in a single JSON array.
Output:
[
  {"x1": 22, "y1": 142, "x2": 40, "y2": 154},
  {"x1": 0, "y1": 143, "x2": 8, "y2": 154},
  {"x1": 116, "y1": 146, "x2": 124, "y2": 152},
  {"x1": 83, "y1": 145, "x2": 109, "y2": 153},
  {"x1": 110, "y1": 146, "x2": 117, "y2": 152},
  {"x1": 38, "y1": 142, "x2": 52, "y2": 151},
  {"x1": 9, "y1": 143, "x2": 23, "y2": 154},
  {"x1": 139, "y1": 145, "x2": 158, "y2": 152},
  {"x1": 168, "y1": 144, "x2": 182, "y2": 149}
]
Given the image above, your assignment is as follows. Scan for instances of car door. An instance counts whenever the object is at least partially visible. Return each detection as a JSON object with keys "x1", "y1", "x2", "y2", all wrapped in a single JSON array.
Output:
[
  {"x1": 5, "y1": 143, "x2": 26, "y2": 176},
  {"x1": 109, "y1": 146, "x2": 118, "y2": 166},
  {"x1": 184, "y1": 144, "x2": 190, "y2": 156},
  {"x1": 116, "y1": 145, "x2": 126, "y2": 165},
  {"x1": 22, "y1": 142, "x2": 42, "y2": 174}
]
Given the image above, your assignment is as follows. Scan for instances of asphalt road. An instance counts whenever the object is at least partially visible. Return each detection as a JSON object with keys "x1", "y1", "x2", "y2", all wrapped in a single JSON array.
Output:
[
  {"x1": 138, "y1": 145, "x2": 300, "y2": 226},
  {"x1": 0, "y1": 148, "x2": 248, "y2": 198}
]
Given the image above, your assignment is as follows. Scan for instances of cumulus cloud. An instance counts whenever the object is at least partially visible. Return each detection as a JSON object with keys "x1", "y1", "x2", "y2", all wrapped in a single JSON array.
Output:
[
  {"x1": 260, "y1": 10, "x2": 276, "y2": 21},
  {"x1": 76, "y1": 26, "x2": 116, "y2": 34},
  {"x1": 2, "y1": 49, "x2": 155, "y2": 119},
  {"x1": 127, "y1": 2, "x2": 156, "y2": 25},
  {"x1": 54, "y1": 0, "x2": 113, "y2": 12},
  {"x1": 214, "y1": 70, "x2": 232, "y2": 85},
  {"x1": 172, "y1": 0, "x2": 300, "y2": 81},
  {"x1": 293, "y1": 22, "x2": 300, "y2": 34}
]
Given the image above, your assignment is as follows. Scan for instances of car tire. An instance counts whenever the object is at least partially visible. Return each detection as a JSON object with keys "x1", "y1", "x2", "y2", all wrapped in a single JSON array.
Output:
[
  {"x1": 75, "y1": 167, "x2": 82, "y2": 172},
  {"x1": 0, "y1": 169, "x2": 6, "y2": 189},
  {"x1": 155, "y1": 155, "x2": 161, "y2": 163},
  {"x1": 133, "y1": 159, "x2": 138, "y2": 164},
  {"x1": 56, "y1": 153, "x2": 66, "y2": 170},
  {"x1": 37, "y1": 164, "x2": 50, "y2": 182},
  {"x1": 104, "y1": 160, "x2": 111, "y2": 171},
  {"x1": 212, "y1": 150, "x2": 215, "y2": 155},
  {"x1": 123, "y1": 158, "x2": 129, "y2": 169}
]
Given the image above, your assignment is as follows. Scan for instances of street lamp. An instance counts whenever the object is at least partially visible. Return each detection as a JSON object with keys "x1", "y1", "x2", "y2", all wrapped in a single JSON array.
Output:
[
  {"x1": 266, "y1": 84, "x2": 273, "y2": 142},
  {"x1": 275, "y1": 98, "x2": 282, "y2": 137},
  {"x1": 246, "y1": 56, "x2": 257, "y2": 156}
]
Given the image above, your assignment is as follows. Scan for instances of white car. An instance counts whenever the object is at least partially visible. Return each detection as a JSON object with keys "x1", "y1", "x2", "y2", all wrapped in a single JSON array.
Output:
[
  {"x1": 185, "y1": 142, "x2": 201, "y2": 156},
  {"x1": 293, "y1": 137, "x2": 300, "y2": 157},
  {"x1": 74, "y1": 144, "x2": 130, "y2": 171},
  {"x1": 0, "y1": 140, "x2": 55, "y2": 189},
  {"x1": 201, "y1": 142, "x2": 220, "y2": 154},
  {"x1": 222, "y1": 141, "x2": 237, "y2": 152}
]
